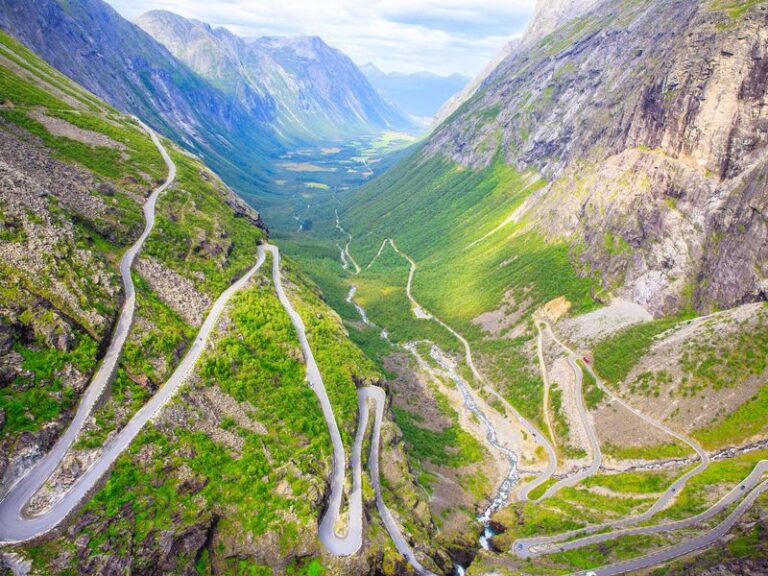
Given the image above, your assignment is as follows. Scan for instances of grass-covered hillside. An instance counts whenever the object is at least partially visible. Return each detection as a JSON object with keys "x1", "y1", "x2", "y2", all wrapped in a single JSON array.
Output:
[
  {"x1": 0, "y1": 28, "x2": 433, "y2": 575},
  {"x1": 592, "y1": 302, "x2": 768, "y2": 451},
  {"x1": 328, "y1": 151, "x2": 599, "y2": 431},
  {"x1": 0, "y1": 0, "x2": 282, "y2": 203},
  {"x1": 273, "y1": 2, "x2": 768, "y2": 573},
  {"x1": 0, "y1": 26, "x2": 264, "y2": 465},
  {"x1": 18, "y1": 255, "x2": 428, "y2": 575},
  {"x1": 422, "y1": 0, "x2": 768, "y2": 317}
]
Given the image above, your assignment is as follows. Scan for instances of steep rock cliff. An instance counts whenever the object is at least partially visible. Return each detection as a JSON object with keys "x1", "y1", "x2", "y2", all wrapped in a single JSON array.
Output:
[{"x1": 425, "y1": 0, "x2": 768, "y2": 314}]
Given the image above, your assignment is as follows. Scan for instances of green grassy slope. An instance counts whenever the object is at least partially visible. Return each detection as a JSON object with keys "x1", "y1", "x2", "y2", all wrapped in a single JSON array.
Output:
[
  {"x1": 23, "y1": 268, "x2": 387, "y2": 574},
  {"x1": 0, "y1": 0, "x2": 282, "y2": 204},
  {"x1": 315, "y1": 151, "x2": 600, "y2": 428},
  {"x1": 0, "y1": 26, "x2": 267, "y2": 445},
  {"x1": 0, "y1": 28, "x2": 425, "y2": 575},
  {"x1": 340, "y1": 153, "x2": 598, "y2": 332}
]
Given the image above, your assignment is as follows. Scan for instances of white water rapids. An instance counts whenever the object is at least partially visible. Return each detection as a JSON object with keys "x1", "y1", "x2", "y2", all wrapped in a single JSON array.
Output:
[
  {"x1": 346, "y1": 286, "x2": 370, "y2": 325},
  {"x1": 423, "y1": 346, "x2": 520, "y2": 521}
]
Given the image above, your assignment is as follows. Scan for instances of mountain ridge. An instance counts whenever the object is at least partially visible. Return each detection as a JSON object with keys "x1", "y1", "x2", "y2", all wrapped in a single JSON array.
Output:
[
  {"x1": 0, "y1": 0, "x2": 281, "y2": 197},
  {"x1": 432, "y1": 0, "x2": 601, "y2": 126},
  {"x1": 419, "y1": 0, "x2": 768, "y2": 315},
  {"x1": 137, "y1": 10, "x2": 415, "y2": 141}
]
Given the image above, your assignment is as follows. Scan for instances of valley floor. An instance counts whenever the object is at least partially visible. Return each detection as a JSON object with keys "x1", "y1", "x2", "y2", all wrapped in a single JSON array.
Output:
[{"x1": 274, "y1": 159, "x2": 768, "y2": 576}]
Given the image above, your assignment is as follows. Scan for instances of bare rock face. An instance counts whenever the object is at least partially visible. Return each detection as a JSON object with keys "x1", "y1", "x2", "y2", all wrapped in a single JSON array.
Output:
[
  {"x1": 66, "y1": 503, "x2": 214, "y2": 576},
  {"x1": 695, "y1": 159, "x2": 768, "y2": 310},
  {"x1": 520, "y1": 0, "x2": 602, "y2": 48},
  {"x1": 136, "y1": 256, "x2": 212, "y2": 326},
  {"x1": 433, "y1": 0, "x2": 598, "y2": 126},
  {"x1": 0, "y1": 123, "x2": 123, "y2": 335},
  {"x1": 426, "y1": 0, "x2": 768, "y2": 315}
]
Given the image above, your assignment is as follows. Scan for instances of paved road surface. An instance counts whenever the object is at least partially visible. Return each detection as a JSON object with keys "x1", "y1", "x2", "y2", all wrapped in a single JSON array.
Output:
[
  {"x1": 584, "y1": 478, "x2": 768, "y2": 576},
  {"x1": 0, "y1": 122, "x2": 175, "y2": 543},
  {"x1": 514, "y1": 321, "x2": 710, "y2": 556},
  {"x1": 267, "y1": 244, "x2": 433, "y2": 572},
  {"x1": 328, "y1": 218, "x2": 766, "y2": 575},
  {"x1": 512, "y1": 321, "x2": 768, "y2": 575},
  {"x1": 264, "y1": 244, "x2": 363, "y2": 556},
  {"x1": 535, "y1": 321, "x2": 560, "y2": 457},
  {"x1": 360, "y1": 387, "x2": 437, "y2": 575},
  {"x1": 531, "y1": 351, "x2": 603, "y2": 502}
]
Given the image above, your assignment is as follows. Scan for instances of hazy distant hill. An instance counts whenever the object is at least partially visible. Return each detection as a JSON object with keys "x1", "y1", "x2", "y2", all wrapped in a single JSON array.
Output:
[{"x1": 360, "y1": 63, "x2": 468, "y2": 122}]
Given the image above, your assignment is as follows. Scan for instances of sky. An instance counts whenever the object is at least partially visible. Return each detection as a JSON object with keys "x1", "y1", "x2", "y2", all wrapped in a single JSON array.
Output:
[{"x1": 105, "y1": 0, "x2": 537, "y2": 77}]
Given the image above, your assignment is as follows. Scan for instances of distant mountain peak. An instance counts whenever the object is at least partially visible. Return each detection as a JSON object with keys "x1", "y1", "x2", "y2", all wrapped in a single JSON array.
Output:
[
  {"x1": 360, "y1": 62, "x2": 383, "y2": 75},
  {"x1": 250, "y1": 35, "x2": 336, "y2": 62},
  {"x1": 137, "y1": 11, "x2": 413, "y2": 140},
  {"x1": 0, "y1": 0, "x2": 279, "y2": 194},
  {"x1": 138, "y1": 9, "x2": 212, "y2": 34}
]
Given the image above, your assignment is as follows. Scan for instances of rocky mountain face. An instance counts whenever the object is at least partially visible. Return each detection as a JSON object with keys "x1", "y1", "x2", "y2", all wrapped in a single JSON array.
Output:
[
  {"x1": 432, "y1": 0, "x2": 597, "y2": 127},
  {"x1": 0, "y1": 0, "x2": 281, "y2": 195},
  {"x1": 423, "y1": 0, "x2": 768, "y2": 315},
  {"x1": 520, "y1": 0, "x2": 602, "y2": 47},
  {"x1": 431, "y1": 39, "x2": 518, "y2": 127},
  {"x1": 137, "y1": 11, "x2": 414, "y2": 141},
  {"x1": 359, "y1": 63, "x2": 468, "y2": 123}
]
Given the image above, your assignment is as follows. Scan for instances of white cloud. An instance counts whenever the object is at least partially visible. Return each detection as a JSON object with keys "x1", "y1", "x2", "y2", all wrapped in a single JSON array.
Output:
[{"x1": 105, "y1": 0, "x2": 536, "y2": 76}]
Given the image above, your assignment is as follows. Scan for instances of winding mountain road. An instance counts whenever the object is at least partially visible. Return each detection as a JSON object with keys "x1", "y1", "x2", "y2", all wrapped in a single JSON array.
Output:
[
  {"x1": 0, "y1": 125, "x2": 267, "y2": 544},
  {"x1": 335, "y1": 210, "x2": 360, "y2": 274},
  {"x1": 0, "y1": 204, "x2": 432, "y2": 572},
  {"x1": 331, "y1": 215, "x2": 767, "y2": 574},
  {"x1": 360, "y1": 386, "x2": 437, "y2": 575},
  {"x1": 540, "y1": 459, "x2": 768, "y2": 560},
  {"x1": 510, "y1": 320, "x2": 768, "y2": 575},
  {"x1": 538, "y1": 321, "x2": 711, "y2": 514},
  {"x1": 535, "y1": 321, "x2": 560, "y2": 456},
  {"x1": 530, "y1": 348, "x2": 603, "y2": 502},
  {"x1": 9, "y1": 119, "x2": 749, "y2": 575},
  {"x1": 266, "y1": 243, "x2": 364, "y2": 556},
  {"x1": 583, "y1": 476, "x2": 768, "y2": 576},
  {"x1": 384, "y1": 239, "x2": 558, "y2": 504},
  {"x1": 267, "y1": 244, "x2": 434, "y2": 573},
  {"x1": 0, "y1": 122, "x2": 176, "y2": 543}
]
